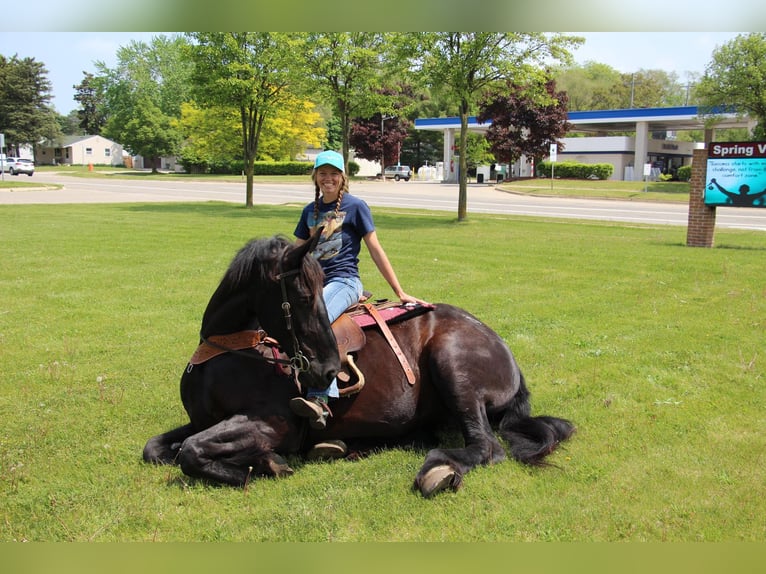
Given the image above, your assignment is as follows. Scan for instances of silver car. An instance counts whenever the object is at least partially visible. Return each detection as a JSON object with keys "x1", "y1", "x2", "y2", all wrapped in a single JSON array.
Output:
[
  {"x1": 3, "y1": 157, "x2": 35, "y2": 176},
  {"x1": 382, "y1": 165, "x2": 411, "y2": 181}
]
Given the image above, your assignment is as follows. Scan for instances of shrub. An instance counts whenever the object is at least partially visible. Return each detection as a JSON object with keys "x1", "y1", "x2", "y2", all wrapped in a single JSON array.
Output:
[
  {"x1": 537, "y1": 160, "x2": 613, "y2": 180},
  {"x1": 677, "y1": 165, "x2": 691, "y2": 182},
  {"x1": 180, "y1": 160, "x2": 314, "y2": 175}
]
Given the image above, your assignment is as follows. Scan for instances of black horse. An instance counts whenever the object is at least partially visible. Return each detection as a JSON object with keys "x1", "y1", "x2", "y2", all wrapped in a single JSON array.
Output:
[{"x1": 143, "y1": 235, "x2": 575, "y2": 497}]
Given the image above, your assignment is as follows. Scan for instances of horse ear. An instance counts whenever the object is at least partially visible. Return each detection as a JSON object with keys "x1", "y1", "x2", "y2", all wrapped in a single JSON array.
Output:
[
  {"x1": 282, "y1": 227, "x2": 323, "y2": 272},
  {"x1": 306, "y1": 226, "x2": 324, "y2": 253}
]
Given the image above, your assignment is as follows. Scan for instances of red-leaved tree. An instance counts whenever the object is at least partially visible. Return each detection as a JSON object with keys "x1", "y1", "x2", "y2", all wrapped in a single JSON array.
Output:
[{"x1": 478, "y1": 78, "x2": 571, "y2": 171}]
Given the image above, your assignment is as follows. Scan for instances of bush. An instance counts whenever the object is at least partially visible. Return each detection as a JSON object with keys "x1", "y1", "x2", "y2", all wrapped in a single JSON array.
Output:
[
  {"x1": 181, "y1": 159, "x2": 314, "y2": 175},
  {"x1": 347, "y1": 160, "x2": 360, "y2": 177},
  {"x1": 537, "y1": 160, "x2": 614, "y2": 180},
  {"x1": 677, "y1": 165, "x2": 691, "y2": 182}
]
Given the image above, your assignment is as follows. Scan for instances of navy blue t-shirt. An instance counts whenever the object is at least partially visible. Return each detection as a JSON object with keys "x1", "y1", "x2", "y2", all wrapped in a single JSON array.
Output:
[{"x1": 294, "y1": 193, "x2": 375, "y2": 281}]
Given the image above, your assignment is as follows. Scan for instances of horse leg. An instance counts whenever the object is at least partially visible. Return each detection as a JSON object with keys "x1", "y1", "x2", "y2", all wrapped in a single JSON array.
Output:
[
  {"x1": 143, "y1": 423, "x2": 195, "y2": 465},
  {"x1": 177, "y1": 414, "x2": 294, "y2": 486},
  {"x1": 413, "y1": 327, "x2": 512, "y2": 498},
  {"x1": 413, "y1": 405, "x2": 507, "y2": 498}
]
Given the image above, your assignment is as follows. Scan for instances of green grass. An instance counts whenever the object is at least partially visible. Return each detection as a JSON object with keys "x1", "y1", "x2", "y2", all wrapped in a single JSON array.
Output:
[
  {"x1": 0, "y1": 201, "x2": 764, "y2": 541},
  {"x1": 500, "y1": 177, "x2": 691, "y2": 202}
]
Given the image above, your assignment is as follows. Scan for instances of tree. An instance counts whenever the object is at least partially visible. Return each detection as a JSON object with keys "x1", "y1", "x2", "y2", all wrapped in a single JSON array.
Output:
[
  {"x1": 695, "y1": 33, "x2": 766, "y2": 139},
  {"x1": 73, "y1": 72, "x2": 106, "y2": 135},
  {"x1": 300, "y1": 33, "x2": 397, "y2": 169},
  {"x1": 176, "y1": 102, "x2": 240, "y2": 172},
  {"x1": 478, "y1": 78, "x2": 571, "y2": 171},
  {"x1": 349, "y1": 113, "x2": 411, "y2": 168},
  {"x1": 257, "y1": 96, "x2": 325, "y2": 161},
  {"x1": 410, "y1": 33, "x2": 582, "y2": 220},
  {"x1": 58, "y1": 110, "x2": 85, "y2": 136},
  {"x1": 553, "y1": 62, "x2": 622, "y2": 111},
  {"x1": 554, "y1": 63, "x2": 691, "y2": 111},
  {"x1": 0, "y1": 54, "x2": 61, "y2": 154},
  {"x1": 186, "y1": 32, "x2": 304, "y2": 206},
  {"x1": 97, "y1": 35, "x2": 192, "y2": 172}
]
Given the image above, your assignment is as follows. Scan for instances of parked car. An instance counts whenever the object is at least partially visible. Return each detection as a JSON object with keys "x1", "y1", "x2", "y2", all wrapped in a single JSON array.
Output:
[
  {"x1": 2, "y1": 157, "x2": 35, "y2": 176},
  {"x1": 381, "y1": 165, "x2": 411, "y2": 181}
]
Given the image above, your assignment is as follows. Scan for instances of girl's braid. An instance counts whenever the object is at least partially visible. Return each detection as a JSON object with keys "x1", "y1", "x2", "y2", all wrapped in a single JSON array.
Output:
[{"x1": 311, "y1": 171, "x2": 349, "y2": 237}]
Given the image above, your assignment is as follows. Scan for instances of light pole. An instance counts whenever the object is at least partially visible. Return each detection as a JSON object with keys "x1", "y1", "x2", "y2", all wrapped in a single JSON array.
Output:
[{"x1": 380, "y1": 114, "x2": 393, "y2": 181}]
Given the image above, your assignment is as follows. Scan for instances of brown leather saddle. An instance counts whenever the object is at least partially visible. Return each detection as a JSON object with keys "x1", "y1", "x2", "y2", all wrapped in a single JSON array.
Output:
[{"x1": 333, "y1": 300, "x2": 434, "y2": 396}]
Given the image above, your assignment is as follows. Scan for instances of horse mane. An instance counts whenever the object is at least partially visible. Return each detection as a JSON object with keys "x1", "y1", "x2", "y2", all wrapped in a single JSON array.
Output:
[
  {"x1": 200, "y1": 235, "x2": 325, "y2": 336},
  {"x1": 222, "y1": 235, "x2": 291, "y2": 290}
]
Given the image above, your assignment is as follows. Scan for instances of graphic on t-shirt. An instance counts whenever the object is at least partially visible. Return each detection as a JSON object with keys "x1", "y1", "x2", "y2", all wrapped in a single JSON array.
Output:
[{"x1": 312, "y1": 211, "x2": 345, "y2": 261}]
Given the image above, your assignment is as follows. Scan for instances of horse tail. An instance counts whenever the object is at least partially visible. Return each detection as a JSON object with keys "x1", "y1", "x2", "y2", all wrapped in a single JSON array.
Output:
[{"x1": 497, "y1": 374, "x2": 575, "y2": 466}]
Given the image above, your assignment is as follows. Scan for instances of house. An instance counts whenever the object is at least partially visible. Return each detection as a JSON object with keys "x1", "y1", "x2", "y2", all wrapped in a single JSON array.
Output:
[{"x1": 35, "y1": 135, "x2": 124, "y2": 167}]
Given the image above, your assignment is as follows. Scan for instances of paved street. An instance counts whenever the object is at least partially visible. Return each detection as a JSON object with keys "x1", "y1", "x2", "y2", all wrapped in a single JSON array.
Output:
[{"x1": 2, "y1": 172, "x2": 765, "y2": 231}]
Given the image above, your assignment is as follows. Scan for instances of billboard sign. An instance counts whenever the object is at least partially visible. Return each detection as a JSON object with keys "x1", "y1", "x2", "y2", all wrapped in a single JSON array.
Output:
[{"x1": 705, "y1": 142, "x2": 766, "y2": 207}]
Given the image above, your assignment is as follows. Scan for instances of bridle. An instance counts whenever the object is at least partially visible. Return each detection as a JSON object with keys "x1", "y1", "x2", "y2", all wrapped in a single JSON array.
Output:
[
  {"x1": 198, "y1": 264, "x2": 313, "y2": 375},
  {"x1": 273, "y1": 266, "x2": 312, "y2": 373}
]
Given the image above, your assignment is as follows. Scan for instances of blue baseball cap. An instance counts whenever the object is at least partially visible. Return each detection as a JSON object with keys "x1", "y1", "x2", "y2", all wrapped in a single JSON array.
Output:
[{"x1": 314, "y1": 150, "x2": 345, "y2": 173}]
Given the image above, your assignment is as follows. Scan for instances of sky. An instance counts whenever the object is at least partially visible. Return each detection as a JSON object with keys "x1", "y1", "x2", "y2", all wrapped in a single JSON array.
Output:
[{"x1": 0, "y1": 31, "x2": 747, "y2": 116}]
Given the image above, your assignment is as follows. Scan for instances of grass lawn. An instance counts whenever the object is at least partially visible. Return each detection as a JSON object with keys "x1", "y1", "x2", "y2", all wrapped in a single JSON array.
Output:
[{"x1": 0, "y1": 200, "x2": 764, "y2": 542}]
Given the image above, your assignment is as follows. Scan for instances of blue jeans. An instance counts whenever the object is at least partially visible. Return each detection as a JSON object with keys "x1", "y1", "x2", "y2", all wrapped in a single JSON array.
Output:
[{"x1": 307, "y1": 276, "x2": 363, "y2": 400}]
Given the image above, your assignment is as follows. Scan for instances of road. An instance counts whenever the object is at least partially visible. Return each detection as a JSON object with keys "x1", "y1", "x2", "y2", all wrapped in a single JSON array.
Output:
[{"x1": 2, "y1": 172, "x2": 766, "y2": 231}]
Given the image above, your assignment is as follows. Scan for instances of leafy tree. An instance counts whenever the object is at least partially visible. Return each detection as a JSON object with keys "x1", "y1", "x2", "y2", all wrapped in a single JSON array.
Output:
[
  {"x1": 73, "y1": 72, "x2": 107, "y2": 135},
  {"x1": 186, "y1": 32, "x2": 305, "y2": 206},
  {"x1": 300, "y1": 33, "x2": 398, "y2": 168},
  {"x1": 554, "y1": 63, "x2": 690, "y2": 111},
  {"x1": 478, "y1": 78, "x2": 571, "y2": 170},
  {"x1": 176, "y1": 102, "x2": 240, "y2": 172},
  {"x1": 58, "y1": 110, "x2": 85, "y2": 136},
  {"x1": 97, "y1": 35, "x2": 192, "y2": 172},
  {"x1": 695, "y1": 33, "x2": 766, "y2": 139},
  {"x1": 350, "y1": 113, "x2": 410, "y2": 168},
  {"x1": 409, "y1": 32, "x2": 582, "y2": 220},
  {"x1": 554, "y1": 62, "x2": 622, "y2": 111},
  {"x1": 0, "y1": 54, "x2": 61, "y2": 154},
  {"x1": 258, "y1": 96, "x2": 325, "y2": 161},
  {"x1": 349, "y1": 83, "x2": 418, "y2": 172},
  {"x1": 322, "y1": 115, "x2": 343, "y2": 152},
  {"x1": 620, "y1": 69, "x2": 686, "y2": 108}
]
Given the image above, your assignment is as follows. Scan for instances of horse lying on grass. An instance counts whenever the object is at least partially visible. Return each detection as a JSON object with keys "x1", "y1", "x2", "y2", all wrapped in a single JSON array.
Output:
[{"x1": 143, "y1": 235, "x2": 575, "y2": 497}]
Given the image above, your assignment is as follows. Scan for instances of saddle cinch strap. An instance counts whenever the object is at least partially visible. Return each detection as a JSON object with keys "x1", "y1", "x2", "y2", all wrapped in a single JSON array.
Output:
[{"x1": 361, "y1": 303, "x2": 416, "y2": 385}]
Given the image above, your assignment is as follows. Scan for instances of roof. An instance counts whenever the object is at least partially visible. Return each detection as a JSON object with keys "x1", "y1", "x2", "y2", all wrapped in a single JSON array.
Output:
[
  {"x1": 414, "y1": 106, "x2": 751, "y2": 134},
  {"x1": 40, "y1": 134, "x2": 118, "y2": 148}
]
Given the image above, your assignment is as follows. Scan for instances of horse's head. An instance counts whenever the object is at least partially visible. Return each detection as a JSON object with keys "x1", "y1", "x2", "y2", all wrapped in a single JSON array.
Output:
[
  {"x1": 203, "y1": 235, "x2": 339, "y2": 391},
  {"x1": 259, "y1": 234, "x2": 340, "y2": 391}
]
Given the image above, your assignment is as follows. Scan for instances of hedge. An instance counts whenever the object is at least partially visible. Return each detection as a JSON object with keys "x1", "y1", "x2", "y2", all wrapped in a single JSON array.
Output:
[
  {"x1": 537, "y1": 160, "x2": 614, "y2": 180},
  {"x1": 180, "y1": 159, "x2": 365, "y2": 177},
  {"x1": 181, "y1": 160, "x2": 315, "y2": 175}
]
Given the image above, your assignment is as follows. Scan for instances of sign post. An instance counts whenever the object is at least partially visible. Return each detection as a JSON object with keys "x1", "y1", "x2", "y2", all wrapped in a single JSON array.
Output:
[
  {"x1": 643, "y1": 163, "x2": 652, "y2": 192},
  {"x1": 549, "y1": 143, "x2": 557, "y2": 190}
]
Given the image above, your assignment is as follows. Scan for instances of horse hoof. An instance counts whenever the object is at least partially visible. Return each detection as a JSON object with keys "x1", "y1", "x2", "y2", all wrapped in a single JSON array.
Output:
[
  {"x1": 307, "y1": 440, "x2": 348, "y2": 461},
  {"x1": 419, "y1": 465, "x2": 456, "y2": 498},
  {"x1": 267, "y1": 454, "x2": 294, "y2": 477}
]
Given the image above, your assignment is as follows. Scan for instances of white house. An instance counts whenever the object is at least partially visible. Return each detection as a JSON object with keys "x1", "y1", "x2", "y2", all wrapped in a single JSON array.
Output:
[{"x1": 35, "y1": 135, "x2": 124, "y2": 167}]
